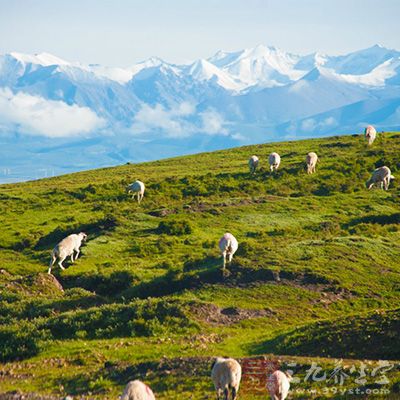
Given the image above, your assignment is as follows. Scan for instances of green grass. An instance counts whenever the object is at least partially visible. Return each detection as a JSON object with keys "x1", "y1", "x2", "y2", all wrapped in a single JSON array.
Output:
[{"x1": 0, "y1": 132, "x2": 400, "y2": 398}]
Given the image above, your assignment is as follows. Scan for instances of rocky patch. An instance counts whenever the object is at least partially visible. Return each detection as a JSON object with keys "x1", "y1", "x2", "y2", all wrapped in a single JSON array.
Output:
[{"x1": 190, "y1": 302, "x2": 275, "y2": 325}]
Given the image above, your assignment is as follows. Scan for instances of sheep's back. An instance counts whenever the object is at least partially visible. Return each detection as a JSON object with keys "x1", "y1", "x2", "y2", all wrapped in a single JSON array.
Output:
[
  {"x1": 212, "y1": 358, "x2": 241, "y2": 389},
  {"x1": 54, "y1": 235, "x2": 78, "y2": 257},
  {"x1": 121, "y1": 380, "x2": 155, "y2": 400},
  {"x1": 219, "y1": 233, "x2": 238, "y2": 252}
]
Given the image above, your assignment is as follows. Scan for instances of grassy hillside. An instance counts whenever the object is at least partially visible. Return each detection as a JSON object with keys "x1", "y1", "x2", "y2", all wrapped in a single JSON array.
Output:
[{"x1": 0, "y1": 132, "x2": 400, "y2": 399}]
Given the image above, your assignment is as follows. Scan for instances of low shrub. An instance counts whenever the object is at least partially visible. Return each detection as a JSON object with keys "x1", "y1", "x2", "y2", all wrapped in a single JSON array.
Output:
[
  {"x1": 0, "y1": 323, "x2": 47, "y2": 362},
  {"x1": 157, "y1": 220, "x2": 193, "y2": 235},
  {"x1": 42, "y1": 299, "x2": 197, "y2": 340}
]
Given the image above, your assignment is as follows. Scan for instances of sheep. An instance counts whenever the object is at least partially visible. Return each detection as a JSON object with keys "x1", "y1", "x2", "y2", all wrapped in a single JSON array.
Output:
[
  {"x1": 48, "y1": 232, "x2": 87, "y2": 274},
  {"x1": 219, "y1": 233, "x2": 238, "y2": 269},
  {"x1": 127, "y1": 180, "x2": 145, "y2": 204},
  {"x1": 306, "y1": 152, "x2": 318, "y2": 174},
  {"x1": 211, "y1": 357, "x2": 242, "y2": 400},
  {"x1": 248, "y1": 155, "x2": 259, "y2": 174},
  {"x1": 365, "y1": 125, "x2": 377, "y2": 145},
  {"x1": 366, "y1": 166, "x2": 395, "y2": 190},
  {"x1": 269, "y1": 152, "x2": 281, "y2": 172},
  {"x1": 267, "y1": 370, "x2": 292, "y2": 400},
  {"x1": 121, "y1": 380, "x2": 155, "y2": 400}
]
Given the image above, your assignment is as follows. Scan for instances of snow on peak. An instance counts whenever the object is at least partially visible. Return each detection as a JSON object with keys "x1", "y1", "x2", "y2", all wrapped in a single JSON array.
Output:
[
  {"x1": 338, "y1": 56, "x2": 400, "y2": 87},
  {"x1": 208, "y1": 44, "x2": 304, "y2": 88},
  {"x1": 128, "y1": 56, "x2": 167, "y2": 78},
  {"x1": 2, "y1": 44, "x2": 400, "y2": 91},
  {"x1": 324, "y1": 45, "x2": 400, "y2": 75},
  {"x1": 88, "y1": 57, "x2": 167, "y2": 84},
  {"x1": 187, "y1": 58, "x2": 243, "y2": 90},
  {"x1": 9, "y1": 51, "x2": 70, "y2": 66}
]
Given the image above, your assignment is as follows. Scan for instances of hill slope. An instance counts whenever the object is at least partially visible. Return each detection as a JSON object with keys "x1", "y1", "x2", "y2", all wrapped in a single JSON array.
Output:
[{"x1": 0, "y1": 132, "x2": 400, "y2": 399}]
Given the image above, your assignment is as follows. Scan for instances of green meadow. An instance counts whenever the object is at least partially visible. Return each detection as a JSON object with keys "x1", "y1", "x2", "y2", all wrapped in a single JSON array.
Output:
[{"x1": 0, "y1": 132, "x2": 399, "y2": 399}]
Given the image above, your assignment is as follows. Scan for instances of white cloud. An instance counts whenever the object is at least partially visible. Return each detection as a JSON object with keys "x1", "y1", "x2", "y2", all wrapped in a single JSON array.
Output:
[
  {"x1": 0, "y1": 88, "x2": 105, "y2": 137},
  {"x1": 199, "y1": 109, "x2": 228, "y2": 135},
  {"x1": 320, "y1": 116, "x2": 337, "y2": 127},
  {"x1": 130, "y1": 102, "x2": 229, "y2": 138},
  {"x1": 300, "y1": 116, "x2": 337, "y2": 132},
  {"x1": 301, "y1": 118, "x2": 316, "y2": 131},
  {"x1": 231, "y1": 132, "x2": 247, "y2": 141}
]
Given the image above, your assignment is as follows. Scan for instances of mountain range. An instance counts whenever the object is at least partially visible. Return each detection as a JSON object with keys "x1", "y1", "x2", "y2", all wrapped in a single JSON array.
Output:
[{"x1": 1, "y1": 44, "x2": 399, "y2": 182}]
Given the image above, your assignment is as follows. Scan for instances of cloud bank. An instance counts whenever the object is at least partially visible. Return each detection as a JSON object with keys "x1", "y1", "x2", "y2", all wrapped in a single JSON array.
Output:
[
  {"x1": 0, "y1": 88, "x2": 105, "y2": 137},
  {"x1": 130, "y1": 102, "x2": 229, "y2": 138}
]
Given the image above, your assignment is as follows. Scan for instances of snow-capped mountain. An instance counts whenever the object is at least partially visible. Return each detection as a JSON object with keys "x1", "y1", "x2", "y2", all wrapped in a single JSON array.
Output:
[
  {"x1": 209, "y1": 44, "x2": 307, "y2": 89},
  {"x1": 0, "y1": 44, "x2": 399, "y2": 182}
]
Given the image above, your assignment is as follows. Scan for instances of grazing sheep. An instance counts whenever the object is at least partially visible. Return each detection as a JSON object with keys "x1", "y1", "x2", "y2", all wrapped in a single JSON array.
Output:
[
  {"x1": 248, "y1": 155, "x2": 259, "y2": 174},
  {"x1": 365, "y1": 125, "x2": 377, "y2": 145},
  {"x1": 219, "y1": 233, "x2": 238, "y2": 269},
  {"x1": 366, "y1": 166, "x2": 395, "y2": 190},
  {"x1": 127, "y1": 180, "x2": 145, "y2": 203},
  {"x1": 211, "y1": 357, "x2": 242, "y2": 400},
  {"x1": 121, "y1": 380, "x2": 155, "y2": 400},
  {"x1": 306, "y1": 152, "x2": 318, "y2": 174},
  {"x1": 48, "y1": 232, "x2": 87, "y2": 274},
  {"x1": 269, "y1": 152, "x2": 281, "y2": 172},
  {"x1": 267, "y1": 370, "x2": 292, "y2": 400}
]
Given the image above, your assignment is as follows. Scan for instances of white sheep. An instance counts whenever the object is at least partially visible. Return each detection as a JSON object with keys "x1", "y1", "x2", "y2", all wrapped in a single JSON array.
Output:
[
  {"x1": 366, "y1": 166, "x2": 395, "y2": 190},
  {"x1": 269, "y1": 152, "x2": 281, "y2": 172},
  {"x1": 127, "y1": 180, "x2": 145, "y2": 204},
  {"x1": 219, "y1": 233, "x2": 238, "y2": 269},
  {"x1": 48, "y1": 232, "x2": 87, "y2": 274},
  {"x1": 121, "y1": 380, "x2": 155, "y2": 400},
  {"x1": 365, "y1": 125, "x2": 377, "y2": 145},
  {"x1": 306, "y1": 152, "x2": 318, "y2": 174},
  {"x1": 267, "y1": 370, "x2": 292, "y2": 400},
  {"x1": 248, "y1": 155, "x2": 259, "y2": 174},
  {"x1": 211, "y1": 357, "x2": 242, "y2": 400}
]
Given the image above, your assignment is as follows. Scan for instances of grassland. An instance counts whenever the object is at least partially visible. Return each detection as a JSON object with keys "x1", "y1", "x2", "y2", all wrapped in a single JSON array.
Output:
[{"x1": 0, "y1": 132, "x2": 399, "y2": 399}]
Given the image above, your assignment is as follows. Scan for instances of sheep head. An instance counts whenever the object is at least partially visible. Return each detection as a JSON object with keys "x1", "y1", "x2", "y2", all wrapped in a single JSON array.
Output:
[{"x1": 79, "y1": 232, "x2": 88, "y2": 241}]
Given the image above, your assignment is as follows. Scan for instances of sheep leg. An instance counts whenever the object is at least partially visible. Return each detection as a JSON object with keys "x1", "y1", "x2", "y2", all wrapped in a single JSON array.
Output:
[
  {"x1": 74, "y1": 249, "x2": 80, "y2": 261},
  {"x1": 223, "y1": 387, "x2": 229, "y2": 400},
  {"x1": 48, "y1": 254, "x2": 56, "y2": 274},
  {"x1": 58, "y1": 256, "x2": 66, "y2": 270},
  {"x1": 231, "y1": 387, "x2": 237, "y2": 400},
  {"x1": 222, "y1": 252, "x2": 226, "y2": 269}
]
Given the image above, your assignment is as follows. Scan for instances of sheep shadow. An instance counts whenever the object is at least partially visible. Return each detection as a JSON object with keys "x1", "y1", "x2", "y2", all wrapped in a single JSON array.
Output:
[
  {"x1": 59, "y1": 270, "x2": 135, "y2": 297},
  {"x1": 34, "y1": 215, "x2": 119, "y2": 251},
  {"x1": 344, "y1": 213, "x2": 400, "y2": 228},
  {"x1": 123, "y1": 256, "x2": 230, "y2": 300}
]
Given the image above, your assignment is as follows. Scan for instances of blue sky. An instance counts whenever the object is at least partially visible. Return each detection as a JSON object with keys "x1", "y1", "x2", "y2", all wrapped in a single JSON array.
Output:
[{"x1": 0, "y1": 0, "x2": 399, "y2": 65}]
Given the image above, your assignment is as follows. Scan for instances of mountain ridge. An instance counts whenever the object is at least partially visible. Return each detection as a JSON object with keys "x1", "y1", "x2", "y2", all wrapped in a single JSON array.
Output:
[{"x1": 1, "y1": 44, "x2": 400, "y2": 182}]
